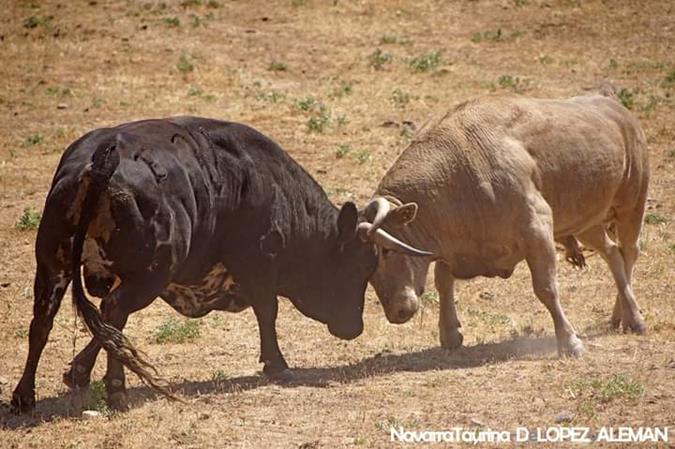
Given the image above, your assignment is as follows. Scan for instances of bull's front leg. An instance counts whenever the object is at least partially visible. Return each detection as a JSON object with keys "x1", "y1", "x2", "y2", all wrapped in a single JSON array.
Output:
[
  {"x1": 435, "y1": 262, "x2": 463, "y2": 350},
  {"x1": 252, "y1": 297, "x2": 291, "y2": 380}
]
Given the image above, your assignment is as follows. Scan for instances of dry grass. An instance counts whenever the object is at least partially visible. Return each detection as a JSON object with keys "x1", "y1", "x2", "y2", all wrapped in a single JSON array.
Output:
[{"x1": 1, "y1": 0, "x2": 674, "y2": 448}]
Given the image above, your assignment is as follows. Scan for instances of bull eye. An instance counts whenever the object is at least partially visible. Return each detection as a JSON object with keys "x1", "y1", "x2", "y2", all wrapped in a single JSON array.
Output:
[{"x1": 380, "y1": 248, "x2": 391, "y2": 258}]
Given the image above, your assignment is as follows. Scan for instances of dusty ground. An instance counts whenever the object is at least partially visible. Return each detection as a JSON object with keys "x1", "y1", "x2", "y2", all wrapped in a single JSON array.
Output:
[{"x1": 0, "y1": 0, "x2": 674, "y2": 448}]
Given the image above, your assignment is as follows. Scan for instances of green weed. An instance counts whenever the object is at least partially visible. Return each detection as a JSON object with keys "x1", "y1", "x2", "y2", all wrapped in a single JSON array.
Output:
[{"x1": 16, "y1": 208, "x2": 41, "y2": 230}]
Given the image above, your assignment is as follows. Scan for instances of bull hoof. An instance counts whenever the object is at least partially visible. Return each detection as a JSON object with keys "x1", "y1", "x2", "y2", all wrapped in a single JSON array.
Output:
[
  {"x1": 558, "y1": 335, "x2": 584, "y2": 358},
  {"x1": 107, "y1": 391, "x2": 129, "y2": 412},
  {"x1": 264, "y1": 368, "x2": 294, "y2": 383},
  {"x1": 10, "y1": 392, "x2": 34, "y2": 414},
  {"x1": 63, "y1": 367, "x2": 90, "y2": 390},
  {"x1": 439, "y1": 327, "x2": 464, "y2": 350},
  {"x1": 68, "y1": 385, "x2": 91, "y2": 415},
  {"x1": 622, "y1": 318, "x2": 646, "y2": 335}
]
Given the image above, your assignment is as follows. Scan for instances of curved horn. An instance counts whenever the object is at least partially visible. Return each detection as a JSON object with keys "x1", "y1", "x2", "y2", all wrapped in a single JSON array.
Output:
[
  {"x1": 362, "y1": 197, "x2": 391, "y2": 237},
  {"x1": 358, "y1": 222, "x2": 434, "y2": 257}
]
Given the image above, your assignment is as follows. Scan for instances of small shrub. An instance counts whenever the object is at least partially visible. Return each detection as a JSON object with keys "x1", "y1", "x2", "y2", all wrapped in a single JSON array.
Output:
[
  {"x1": 256, "y1": 91, "x2": 285, "y2": 103},
  {"x1": 187, "y1": 85, "x2": 203, "y2": 96},
  {"x1": 212, "y1": 369, "x2": 227, "y2": 382},
  {"x1": 568, "y1": 373, "x2": 644, "y2": 403},
  {"x1": 661, "y1": 69, "x2": 675, "y2": 88},
  {"x1": 355, "y1": 150, "x2": 370, "y2": 165},
  {"x1": 644, "y1": 212, "x2": 667, "y2": 225},
  {"x1": 87, "y1": 380, "x2": 111, "y2": 415},
  {"x1": 420, "y1": 291, "x2": 439, "y2": 306},
  {"x1": 176, "y1": 54, "x2": 195, "y2": 73},
  {"x1": 617, "y1": 88, "x2": 634, "y2": 109},
  {"x1": 16, "y1": 208, "x2": 41, "y2": 230},
  {"x1": 392, "y1": 88, "x2": 415, "y2": 106},
  {"x1": 331, "y1": 80, "x2": 353, "y2": 98},
  {"x1": 23, "y1": 15, "x2": 53, "y2": 31},
  {"x1": 307, "y1": 105, "x2": 331, "y2": 133},
  {"x1": 46, "y1": 86, "x2": 73, "y2": 97},
  {"x1": 409, "y1": 51, "x2": 441, "y2": 72},
  {"x1": 335, "y1": 144, "x2": 351, "y2": 159},
  {"x1": 268, "y1": 61, "x2": 288, "y2": 72},
  {"x1": 163, "y1": 16, "x2": 180, "y2": 27},
  {"x1": 608, "y1": 58, "x2": 618, "y2": 70},
  {"x1": 538, "y1": 54, "x2": 553, "y2": 65},
  {"x1": 23, "y1": 133, "x2": 44, "y2": 147},
  {"x1": 369, "y1": 49, "x2": 393, "y2": 70},
  {"x1": 295, "y1": 96, "x2": 319, "y2": 111},
  {"x1": 154, "y1": 318, "x2": 200, "y2": 343},
  {"x1": 380, "y1": 34, "x2": 412, "y2": 45}
]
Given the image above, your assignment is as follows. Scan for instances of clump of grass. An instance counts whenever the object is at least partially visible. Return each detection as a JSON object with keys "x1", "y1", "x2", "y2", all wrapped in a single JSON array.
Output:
[
  {"x1": 163, "y1": 16, "x2": 180, "y2": 27},
  {"x1": 46, "y1": 86, "x2": 73, "y2": 97},
  {"x1": 380, "y1": 34, "x2": 412, "y2": 45},
  {"x1": 335, "y1": 144, "x2": 351, "y2": 159},
  {"x1": 409, "y1": 51, "x2": 441, "y2": 72},
  {"x1": 391, "y1": 88, "x2": 415, "y2": 106},
  {"x1": 16, "y1": 208, "x2": 41, "y2": 231},
  {"x1": 23, "y1": 15, "x2": 53, "y2": 31},
  {"x1": 497, "y1": 74, "x2": 527, "y2": 92},
  {"x1": 256, "y1": 90, "x2": 285, "y2": 103},
  {"x1": 355, "y1": 150, "x2": 370, "y2": 165},
  {"x1": 187, "y1": 85, "x2": 203, "y2": 96},
  {"x1": 87, "y1": 380, "x2": 111, "y2": 415},
  {"x1": 307, "y1": 105, "x2": 331, "y2": 133},
  {"x1": 212, "y1": 369, "x2": 226, "y2": 383},
  {"x1": 419, "y1": 291, "x2": 439, "y2": 307},
  {"x1": 661, "y1": 69, "x2": 675, "y2": 88},
  {"x1": 466, "y1": 308, "x2": 511, "y2": 326},
  {"x1": 644, "y1": 212, "x2": 667, "y2": 225},
  {"x1": 369, "y1": 49, "x2": 393, "y2": 70},
  {"x1": 568, "y1": 373, "x2": 644, "y2": 403},
  {"x1": 176, "y1": 54, "x2": 195, "y2": 73},
  {"x1": 331, "y1": 80, "x2": 353, "y2": 98},
  {"x1": 538, "y1": 54, "x2": 553, "y2": 65},
  {"x1": 295, "y1": 96, "x2": 319, "y2": 112},
  {"x1": 268, "y1": 61, "x2": 288, "y2": 72},
  {"x1": 23, "y1": 133, "x2": 44, "y2": 147},
  {"x1": 16, "y1": 209, "x2": 41, "y2": 230},
  {"x1": 181, "y1": 0, "x2": 221, "y2": 7},
  {"x1": 153, "y1": 318, "x2": 200, "y2": 344},
  {"x1": 617, "y1": 88, "x2": 634, "y2": 109}
]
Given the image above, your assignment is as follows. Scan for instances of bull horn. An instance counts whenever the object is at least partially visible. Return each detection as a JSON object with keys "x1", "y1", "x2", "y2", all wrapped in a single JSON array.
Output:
[
  {"x1": 358, "y1": 222, "x2": 434, "y2": 257},
  {"x1": 362, "y1": 197, "x2": 391, "y2": 237}
]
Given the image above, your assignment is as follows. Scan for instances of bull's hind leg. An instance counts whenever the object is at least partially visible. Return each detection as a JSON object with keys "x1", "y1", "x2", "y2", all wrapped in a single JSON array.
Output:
[
  {"x1": 11, "y1": 266, "x2": 70, "y2": 413},
  {"x1": 435, "y1": 262, "x2": 463, "y2": 349},
  {"x1": 577, "y1": 224, "x2": 645, "y2": 334}
]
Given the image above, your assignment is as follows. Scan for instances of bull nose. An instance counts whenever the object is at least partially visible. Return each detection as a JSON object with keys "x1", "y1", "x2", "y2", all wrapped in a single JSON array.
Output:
[{"x1": 387, "y1": 302, "x2": 418, "y2": 324}]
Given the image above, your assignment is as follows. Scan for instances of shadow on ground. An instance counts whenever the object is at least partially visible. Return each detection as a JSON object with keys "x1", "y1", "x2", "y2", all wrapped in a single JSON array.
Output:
[{"x1": 0, "y1": 333, "x2": 565, "y2": 428}]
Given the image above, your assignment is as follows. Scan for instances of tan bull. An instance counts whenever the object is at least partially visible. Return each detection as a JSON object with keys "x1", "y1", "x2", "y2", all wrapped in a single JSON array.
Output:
[{"x1": 364, "y1": 87, "x2": 649, "y2": 356}]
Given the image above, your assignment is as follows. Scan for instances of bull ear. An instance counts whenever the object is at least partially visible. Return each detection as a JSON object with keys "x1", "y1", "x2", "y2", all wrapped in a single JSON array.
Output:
[
  {"x1": 337, "y1": 201, "x2": 358, "y2": 243},
  {"x1": 387, "y1": 203, "x2": 418, "y2": 227}
]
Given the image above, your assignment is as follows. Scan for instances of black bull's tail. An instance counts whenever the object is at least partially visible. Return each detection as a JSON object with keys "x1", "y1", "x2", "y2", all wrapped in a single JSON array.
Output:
[{"x1": 71, "y1": 144, "x2": 178, "y2": 401}]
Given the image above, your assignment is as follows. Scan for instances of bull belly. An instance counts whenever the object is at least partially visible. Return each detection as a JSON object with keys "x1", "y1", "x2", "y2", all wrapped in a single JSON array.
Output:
[{"x1": 161, "y1": 263, "x2": 250, "y2": 318}]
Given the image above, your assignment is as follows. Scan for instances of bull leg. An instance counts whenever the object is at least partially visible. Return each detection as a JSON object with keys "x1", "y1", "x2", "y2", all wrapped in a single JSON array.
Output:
[
  {"x1": 98, "y1": 277, "x2": 168, "y2": 411},
  {"x1": 526, "y1": 220, "x2": 583, "y2": 357},
  {"x1": 577, "y1": 225, "x2": 645, "y2": 334},
  {"x1": 435, "y1": 262, "x2": 463, "y2": 349},
  {"x1": 252, "y1": 297, "x2": 289, "y2": 379},
  {"x1": 11, "y1": 266, "x2": 70, "y2": 413}
]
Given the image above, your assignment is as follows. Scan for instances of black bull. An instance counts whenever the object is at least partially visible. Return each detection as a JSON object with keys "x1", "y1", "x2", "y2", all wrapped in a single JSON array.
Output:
[{"x1": 11, "y1": 117, "x2": 431, "y2": 412}]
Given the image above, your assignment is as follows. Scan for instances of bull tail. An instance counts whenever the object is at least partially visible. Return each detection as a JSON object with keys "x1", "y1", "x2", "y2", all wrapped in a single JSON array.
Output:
[{"x1": 71, "y1": 144, "x2": 178, "y2": 401}]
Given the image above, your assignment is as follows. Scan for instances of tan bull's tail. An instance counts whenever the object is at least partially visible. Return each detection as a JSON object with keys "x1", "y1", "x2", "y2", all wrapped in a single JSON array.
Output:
[{"x1": 70, "y1": 143, "x2": 178, "y2": 401}]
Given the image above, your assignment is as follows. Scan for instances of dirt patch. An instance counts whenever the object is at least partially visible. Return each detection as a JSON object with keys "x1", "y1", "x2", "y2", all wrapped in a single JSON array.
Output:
[{"x1": 1, "y1": 0, "x2": 674, "y2": 448}]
